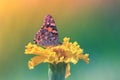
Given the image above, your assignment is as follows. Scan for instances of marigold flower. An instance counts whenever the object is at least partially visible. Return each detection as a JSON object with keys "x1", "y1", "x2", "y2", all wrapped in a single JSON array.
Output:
[{"x1": 25, "y1": 37, "x2": 89, "y2": 78}]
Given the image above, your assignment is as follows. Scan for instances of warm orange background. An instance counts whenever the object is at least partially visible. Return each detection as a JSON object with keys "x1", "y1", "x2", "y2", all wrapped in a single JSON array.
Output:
[{"x1": 0, "y1": 0, "x2": 120, "y2": 80}]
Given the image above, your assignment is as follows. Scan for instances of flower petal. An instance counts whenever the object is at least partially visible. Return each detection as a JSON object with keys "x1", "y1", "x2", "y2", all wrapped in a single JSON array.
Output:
[{"x1": 65, "y1": 63, "x2": 71, "y2": 78}]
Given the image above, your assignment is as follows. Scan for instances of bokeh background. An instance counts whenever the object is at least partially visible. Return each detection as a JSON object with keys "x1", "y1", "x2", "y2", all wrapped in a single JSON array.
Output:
[{"x1": 0, "y1": 0, "x2": 120, "y2": 80}]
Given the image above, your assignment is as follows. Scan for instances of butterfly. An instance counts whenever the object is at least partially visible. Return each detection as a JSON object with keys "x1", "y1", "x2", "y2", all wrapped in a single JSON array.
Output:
[{"x1": 33, "y1": 15, "x2": 60, "y2": 47}]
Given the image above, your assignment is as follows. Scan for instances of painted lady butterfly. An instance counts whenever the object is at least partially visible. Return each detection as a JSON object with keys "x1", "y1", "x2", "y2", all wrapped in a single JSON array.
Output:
[{"x1": 33, "y1": 15, "x2": 60, "y2": 47}]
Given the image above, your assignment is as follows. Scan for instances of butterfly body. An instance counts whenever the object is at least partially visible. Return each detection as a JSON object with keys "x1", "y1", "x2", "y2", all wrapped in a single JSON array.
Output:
[{"x1": 34, "y1": 15, "x2": 60, "y2": 47}]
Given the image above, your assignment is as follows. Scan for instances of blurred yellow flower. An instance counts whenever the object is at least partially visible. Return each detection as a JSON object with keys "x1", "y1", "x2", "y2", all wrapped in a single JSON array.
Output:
[{"x1": 25, "y1": 37, "x2": 89, "y2": 78}]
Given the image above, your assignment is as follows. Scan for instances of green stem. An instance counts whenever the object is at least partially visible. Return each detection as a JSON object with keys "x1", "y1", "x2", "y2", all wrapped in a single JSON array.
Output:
[{"x1": 48, "y1": 63, "x2": 67, "y2": 80}]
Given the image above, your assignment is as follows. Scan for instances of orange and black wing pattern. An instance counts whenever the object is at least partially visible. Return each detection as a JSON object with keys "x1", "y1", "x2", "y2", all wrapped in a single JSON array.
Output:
[{"x1": 34, "y1": 15, "x2": 60, "y2": 47}]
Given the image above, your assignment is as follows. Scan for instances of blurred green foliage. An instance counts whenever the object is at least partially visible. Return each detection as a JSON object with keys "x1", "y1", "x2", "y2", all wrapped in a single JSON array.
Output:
[{"x1": 0, "y1": 0, "x2": 120, "y2": 80}]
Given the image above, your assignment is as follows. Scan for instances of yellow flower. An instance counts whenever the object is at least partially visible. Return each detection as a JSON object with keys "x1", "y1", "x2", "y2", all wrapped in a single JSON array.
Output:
[{"x1": 25, "y1": 37, "x2": 89, "y2": 78}]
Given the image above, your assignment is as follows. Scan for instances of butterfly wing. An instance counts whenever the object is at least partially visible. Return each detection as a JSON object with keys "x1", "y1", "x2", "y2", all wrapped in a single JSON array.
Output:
[{"x1": 33, "y1": 15, "x2": 60, "y2": 47}]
